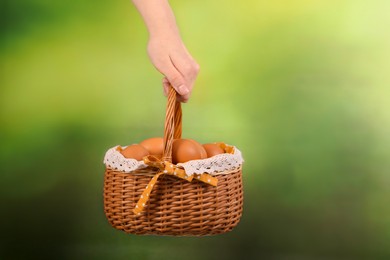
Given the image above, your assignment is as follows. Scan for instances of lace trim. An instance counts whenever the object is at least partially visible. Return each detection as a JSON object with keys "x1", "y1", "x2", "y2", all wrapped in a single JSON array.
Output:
[
  {"x1": 103, "y1": 146, "x2": 147, "y2": 172},
  {"x1": 103, "y1": 144, "x2": 244, "y2": 176},
  {"x1": 177, "y1": 147, "x2": 243, "y2": 176}
]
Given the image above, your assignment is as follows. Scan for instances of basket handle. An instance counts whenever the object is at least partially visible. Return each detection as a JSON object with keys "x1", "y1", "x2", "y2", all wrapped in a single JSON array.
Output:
[{"x1": 162, "y1": 85, "x2": 182, "y2": 162}]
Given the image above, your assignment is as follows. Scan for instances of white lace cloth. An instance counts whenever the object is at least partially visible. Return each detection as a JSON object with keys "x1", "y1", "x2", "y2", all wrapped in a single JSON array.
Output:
[{"x1": 103, "y1": 144, "x2": 244, "y2": 176}]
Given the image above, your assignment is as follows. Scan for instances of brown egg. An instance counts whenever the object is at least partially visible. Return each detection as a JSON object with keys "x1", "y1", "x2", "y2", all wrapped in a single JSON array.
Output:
[
  {"x1": 120, "y1": 144, "x2": 149, "y2": 160},
  {"x1": 188, "y1": 139, "x2": 207, "y2": 159},
  {"x1": 172, "y1": 139, "x2": 206, "y2": 164},
  {"x1": 140, "y1": 137, "x2": 164, "y2": 157},
  {"x1": 203, "y1": 143, "x2": 225, "y2": 158}
]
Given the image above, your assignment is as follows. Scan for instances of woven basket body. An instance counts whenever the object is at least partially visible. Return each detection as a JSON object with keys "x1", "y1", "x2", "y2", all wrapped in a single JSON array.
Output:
[
  {"x1": 104, "y1": 167, "x2": 243, "y2": 236},
  {"x1": 103, "y1": 87, "x2": 244, "y2": 236}
]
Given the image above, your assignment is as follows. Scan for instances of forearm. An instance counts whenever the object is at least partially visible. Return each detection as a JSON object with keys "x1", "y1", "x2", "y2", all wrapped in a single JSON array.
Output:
[{"x1": 132, "y1": 0, "x2": 181, "y2": 39}]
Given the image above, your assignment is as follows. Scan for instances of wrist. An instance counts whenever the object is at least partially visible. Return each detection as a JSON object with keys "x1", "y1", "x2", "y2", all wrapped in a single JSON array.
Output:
[
  {"x1": 148, "y1": 22, "x2": 181, "y2": 40},
  {"x1": 148, "y1": 28, "x2": 182, "y2": 44}
]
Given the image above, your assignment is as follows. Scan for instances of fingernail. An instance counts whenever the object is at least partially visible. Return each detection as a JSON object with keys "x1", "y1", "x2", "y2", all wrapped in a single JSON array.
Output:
[{"x1": 178, "y1": 85, "x2": 189, "y2": 95}]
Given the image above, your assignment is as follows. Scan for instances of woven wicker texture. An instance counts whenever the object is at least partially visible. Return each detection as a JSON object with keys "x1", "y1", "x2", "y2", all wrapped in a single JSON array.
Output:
[
  {"x1": 103, "y1": 86, "x2": 244, "y2": 236},
  {"x1": 104, "y1": 167, "x2": 243, "y2": 236}
]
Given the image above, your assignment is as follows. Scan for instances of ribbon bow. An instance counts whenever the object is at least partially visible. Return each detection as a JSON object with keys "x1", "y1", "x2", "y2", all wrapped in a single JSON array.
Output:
[{"x1": 133, "y1": 155, "x2": 218, "y2": 215}]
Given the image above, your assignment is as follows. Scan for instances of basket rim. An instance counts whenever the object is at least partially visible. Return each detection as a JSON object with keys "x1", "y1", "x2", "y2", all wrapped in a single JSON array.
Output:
[{"x1": 105, "y1": 165, "x2": 243, "y2": 176}]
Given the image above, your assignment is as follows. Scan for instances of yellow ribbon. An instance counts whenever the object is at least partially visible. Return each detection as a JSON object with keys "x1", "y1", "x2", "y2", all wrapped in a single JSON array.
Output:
[{"x1": 133, "y1": 155, "x2": 218, "y2": 215}]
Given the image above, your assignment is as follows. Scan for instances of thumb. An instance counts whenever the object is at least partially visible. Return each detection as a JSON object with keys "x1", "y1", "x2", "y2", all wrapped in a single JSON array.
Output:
[{"x1": 162, "y1": 64, "x2": 189, "y2": 96}]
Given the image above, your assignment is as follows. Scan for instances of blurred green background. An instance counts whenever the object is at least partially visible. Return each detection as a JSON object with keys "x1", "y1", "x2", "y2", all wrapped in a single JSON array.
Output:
[{"x1": 1, "y1": 0, "x2": 390, "y2": 259}]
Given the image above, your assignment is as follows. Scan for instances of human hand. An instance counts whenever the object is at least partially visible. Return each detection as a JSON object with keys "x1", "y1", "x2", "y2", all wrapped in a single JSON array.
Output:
[
  {"x1": 131, "y1": 0, "x2": 199, "y2": 102},
  {"x1": 147, "y1": 34, "x2": 199, "y2": 103}
]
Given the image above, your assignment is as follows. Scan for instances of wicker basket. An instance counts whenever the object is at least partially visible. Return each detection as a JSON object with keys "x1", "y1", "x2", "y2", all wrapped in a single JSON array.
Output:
[{"x1": 103, "y1": 87, "x2": 243, "y2": 236}]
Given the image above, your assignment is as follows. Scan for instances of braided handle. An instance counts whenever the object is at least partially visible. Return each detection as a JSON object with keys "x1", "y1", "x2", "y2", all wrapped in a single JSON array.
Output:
[{"x1": 162, "y1": 86, "x2": 182, "y2": 162}]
